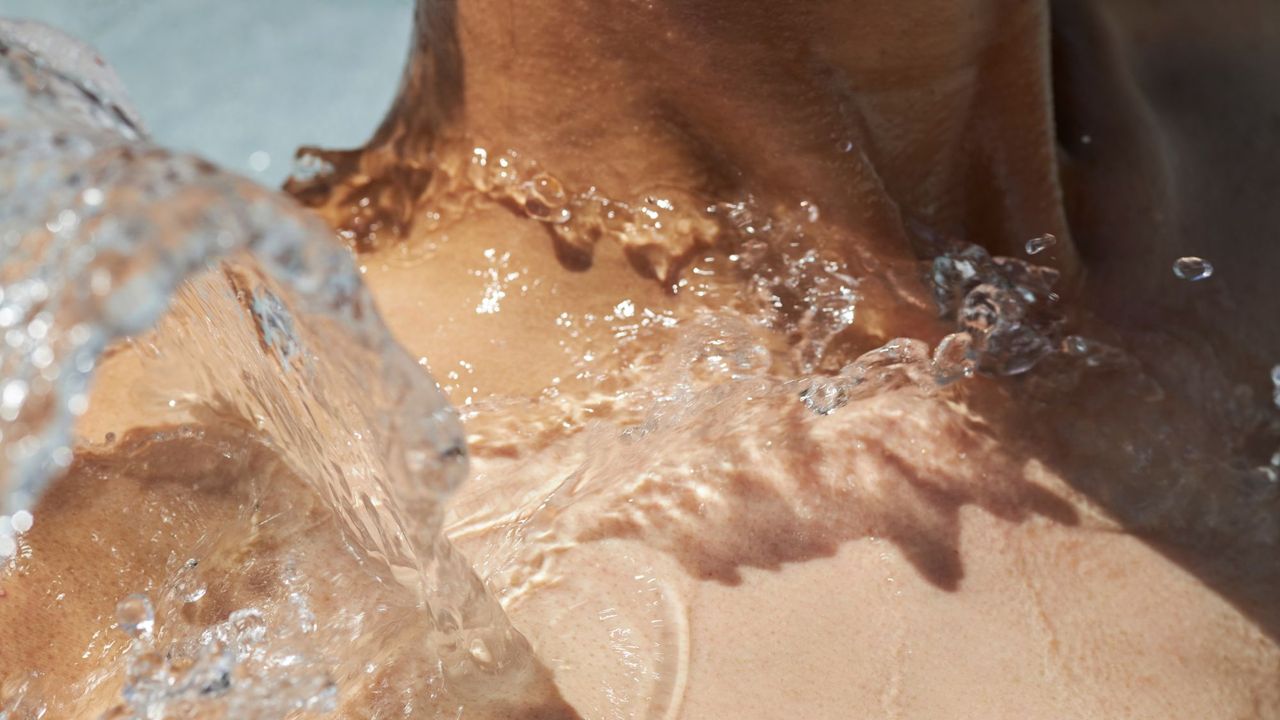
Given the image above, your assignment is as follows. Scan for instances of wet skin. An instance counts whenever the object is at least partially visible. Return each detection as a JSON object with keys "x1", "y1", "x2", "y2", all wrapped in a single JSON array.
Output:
[{"x1": 5, "y1": 0, "x2": 1280, "y2": 717}]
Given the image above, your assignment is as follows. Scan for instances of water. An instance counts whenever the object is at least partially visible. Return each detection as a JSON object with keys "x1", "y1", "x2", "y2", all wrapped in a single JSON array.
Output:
[
  {"x1": 0, "y1": 23, "x2": 563, "y2": 718},
  {"x1": 4, "y1": 13, "x2": 1279, "y2": 720},
  {"x1": 1172, "y1": 255, "x2": 1214, "y2": 281},
  {"x1": 1024, "y1": 233, "x2": 1057, "y2": 256}
]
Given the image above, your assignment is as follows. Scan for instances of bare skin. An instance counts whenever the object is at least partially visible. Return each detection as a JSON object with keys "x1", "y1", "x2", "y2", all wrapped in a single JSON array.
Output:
[{"x1": 4, "y1": 0, "x2": 1280, "y2": 717}]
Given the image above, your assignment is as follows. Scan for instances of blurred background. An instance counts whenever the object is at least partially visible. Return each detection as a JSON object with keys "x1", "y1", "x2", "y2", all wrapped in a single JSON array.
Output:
[{"x1": 3, "y1": 0, "x2": 413, "y2": 185}]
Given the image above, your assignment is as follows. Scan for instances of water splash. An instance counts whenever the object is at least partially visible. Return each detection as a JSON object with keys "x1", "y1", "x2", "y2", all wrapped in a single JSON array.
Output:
[
  {"x1": 928, "y1": 242, "x2": 1061, "y2": 376},
  {"x1": 0, "y1": 22, "x2": 561, "y2": 717}
]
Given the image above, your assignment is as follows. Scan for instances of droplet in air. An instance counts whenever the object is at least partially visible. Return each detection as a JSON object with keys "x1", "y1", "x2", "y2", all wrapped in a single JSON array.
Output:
[
  {"x1": 11, "y1": 510, "x2": 32, "y2": 534},
  {"x1": 1025, "y1": 233, "x2": 1057, "y2": 255},
  {"x1": 248, "y1": 150, "x2": 271, "y2": 174},
  {"x1": 1172, "y1": 256, "x2": 1213, "y2": 281},
  {"x1": 116, "y1": 594, "x2": 155, "y2": 638}
]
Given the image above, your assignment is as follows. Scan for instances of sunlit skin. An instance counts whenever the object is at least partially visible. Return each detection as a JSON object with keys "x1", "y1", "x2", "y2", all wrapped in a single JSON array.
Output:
[{"x1": 3, "y1": 0, "x2": 1280, "y2": 717}]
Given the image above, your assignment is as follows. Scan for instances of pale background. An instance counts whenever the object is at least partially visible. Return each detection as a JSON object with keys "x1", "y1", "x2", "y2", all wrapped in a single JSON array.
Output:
[{"x1": 2, "y1": 0, "x2": 414, "y2": 185}]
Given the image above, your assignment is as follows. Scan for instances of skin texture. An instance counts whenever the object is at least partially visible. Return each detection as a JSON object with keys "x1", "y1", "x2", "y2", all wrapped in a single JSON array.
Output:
[{"x1": 5, "y1": 0, "x2": 1280, "y2": 717}]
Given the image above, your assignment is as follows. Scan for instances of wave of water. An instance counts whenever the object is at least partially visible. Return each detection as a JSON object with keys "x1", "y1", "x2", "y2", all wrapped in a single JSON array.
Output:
[{"x1": 0, "y1": 21, "x2": 560, "y2": 719}]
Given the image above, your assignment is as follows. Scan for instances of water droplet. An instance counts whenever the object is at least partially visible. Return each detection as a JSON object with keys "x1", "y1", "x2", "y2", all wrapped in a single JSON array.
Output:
[
  {"x1": 1024, "y1": 233, "x2": 1057, "y2": 255},
  {"x1": 11, "y1": 510, "x2": 32, "y2": 533},
  {"x1": 117, "y1": 594, "x2": 155, "y2": 638},
  {"x1": 1172, "y1": 256, "x2": 1213, "y2": 281},
  {"x1": 248, "y1": 151, "x2": 271, "y2": 174}
]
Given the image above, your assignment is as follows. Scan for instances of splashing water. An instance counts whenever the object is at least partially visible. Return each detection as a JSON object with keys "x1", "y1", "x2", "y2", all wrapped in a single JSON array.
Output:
[
  {"x1": 0, "y1": 22, "x2": 563, "y2": 718},
  {"x1": 6, "y1": 16, "x2": 1279, "y2": 720}
]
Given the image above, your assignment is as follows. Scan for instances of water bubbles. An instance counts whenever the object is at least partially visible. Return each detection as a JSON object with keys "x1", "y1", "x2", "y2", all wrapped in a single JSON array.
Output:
[
  {"x1": 45, "y1": 208, "x2": 79, "y2": 233},
  {"x1": 926, "y1": 240, "x2": 1063, "y2": 376},
  {"x1": 1172, "y1": 256, "x2": 1214, "y2": 281},
  {"x1": 1024, "y1": 233, "x2": 1057, "y2": 255},
  {"x1": 1, "y1": 379, "x2": 29, "y2": 421},
  {"x1": 175, "y1": 560, "x2": 207, "y2": 603},
  {"x1": 228, "y1": 608, "x2": 268, "y2": 646},
  {"x1": 117, "y1": 594, "x2": 155, "y2": 639},
  {"x1": 81, "y1": 187, "x2": 104, "y2": 206},
  {"x1": 11, "y1": 509, "x2": 32, "y2": 533},
  {"x1": 613, "y1": 299, "x2": 636, "y2": 319},
  {"x1": 799, "y1": 377, "x2": 848, "y2": 416},
  {"x1": 89, "y1": 267, "x2": 113, "y2": 296},
  {"x1": 519, "y1": 173, "x2": 570, "y2": 223},
  {"x1": 248, "y1": 150, "x2": 271, "y2": 174}
]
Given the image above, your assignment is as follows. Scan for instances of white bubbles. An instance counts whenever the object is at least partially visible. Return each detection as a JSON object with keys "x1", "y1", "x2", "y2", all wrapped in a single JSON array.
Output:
[
  {"x1": 1, "y1": 379, "x2": 29, "y2": 421},
  {"x1": 89, "y1": 267, "x2": 113, "y2": 296},
  {"x1": 26, "y1": 314, "x2": 50, "y2": 340},
  {"x1": 248, "y1": 150, "x2": 272, "y2": 174},
  {"x1": 1172, "y1": 256, "x2": 1214, "y2": 281},
  {"x1": 45, "y1": 208, "x2": 79, "y2": 233},
  {"x1": 81, "y1": 186, "x2": 104, "y2": 206},
  {"x1": 11, "y1": 509, "x2": 32, "y2": 533},
  {"x1": 613, "y1": 299, "x2": 636, "y2": 319},
  {"x1": 0, "y1": 532, "x2": 15, "y2": 558}
]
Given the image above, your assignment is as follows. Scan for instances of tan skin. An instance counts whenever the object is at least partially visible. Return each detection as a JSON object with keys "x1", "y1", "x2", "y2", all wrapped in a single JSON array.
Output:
[{"x1": 4, "y1": 0, "x2": 1280, "y2": 717}]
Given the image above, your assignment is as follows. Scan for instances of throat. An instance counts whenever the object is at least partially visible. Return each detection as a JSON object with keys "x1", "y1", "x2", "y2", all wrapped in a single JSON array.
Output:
[{"x1": 286, "y1": 0, "x2": 1081, "y2": 288}]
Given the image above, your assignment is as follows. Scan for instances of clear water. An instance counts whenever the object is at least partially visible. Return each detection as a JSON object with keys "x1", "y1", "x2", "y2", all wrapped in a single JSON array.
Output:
[
  {"x1": 0, "y1": 23, "x2": 555, "y2": 718},
  {"x1": 2, "y1": 12, "x2": 1278, "y2": 720}
]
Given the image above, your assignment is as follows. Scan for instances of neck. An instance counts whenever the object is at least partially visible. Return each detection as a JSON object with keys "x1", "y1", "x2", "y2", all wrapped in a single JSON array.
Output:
[{"x1": 290, "y1": 0, "x2": 1079, "y2": 281}]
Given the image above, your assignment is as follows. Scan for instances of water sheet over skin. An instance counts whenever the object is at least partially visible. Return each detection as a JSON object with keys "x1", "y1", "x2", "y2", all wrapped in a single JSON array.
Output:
[
  {"x1": 5, "y1": 3, "x2": 1280, "y2": 718},
  {"x1": 0, "y1": 22, "x2": 576, "y2": 719}
]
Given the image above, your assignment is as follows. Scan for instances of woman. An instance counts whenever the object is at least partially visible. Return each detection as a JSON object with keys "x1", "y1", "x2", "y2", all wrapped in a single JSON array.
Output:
[{"x1": 2, "y1": 0, "x2": 1278, "y2": 717}]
